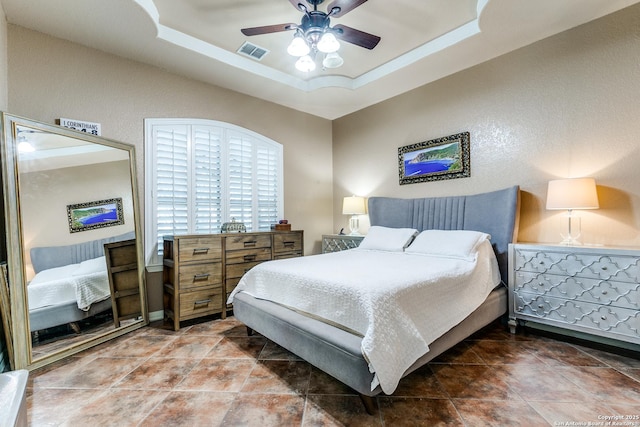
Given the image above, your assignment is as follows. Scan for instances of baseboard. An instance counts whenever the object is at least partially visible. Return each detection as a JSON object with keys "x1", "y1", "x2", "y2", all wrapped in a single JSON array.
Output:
[{"x1": 149, "y1": 310, "x2": 164, "y2": 322}]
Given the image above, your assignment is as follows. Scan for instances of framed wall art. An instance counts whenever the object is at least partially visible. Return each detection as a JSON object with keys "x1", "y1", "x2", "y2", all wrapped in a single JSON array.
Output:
[
  {"x1": 398, "y1": 132, "x2": 470, "y2": 185},
  {"x1": 67, "y1": 197, "x2": 124, "y2": 233}
]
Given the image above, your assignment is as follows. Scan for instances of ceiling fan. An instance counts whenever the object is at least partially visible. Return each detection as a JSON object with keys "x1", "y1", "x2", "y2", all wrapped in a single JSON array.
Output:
[{"x1": 241, "y1": 0, "x2": 381, "y2": 71}]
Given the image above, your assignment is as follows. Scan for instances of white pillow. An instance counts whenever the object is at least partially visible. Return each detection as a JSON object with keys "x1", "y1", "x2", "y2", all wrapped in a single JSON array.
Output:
[
  {"x1": 73, "y1": 256, "x2": 107, "y2": 276},
  {"x1": 405, "y1": 230, "x2": 491, "y2": 260},
  {"x1": 358, "y1": 226, "x2": 419, "y2": 252}
]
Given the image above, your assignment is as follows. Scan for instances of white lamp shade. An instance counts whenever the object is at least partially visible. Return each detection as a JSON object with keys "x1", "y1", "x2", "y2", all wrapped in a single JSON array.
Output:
[
  {"x1": 546, "y1": 178, "x2": 599, "y2": 210},
  {"x1": 322, "y1": 52, "x2": 344, "y2": 68},
  {"x1": 295, "y1": 55, "x2": 316, "y2": 72},
  {"x1": 317, "y1": 32, "x2": 340, "y2": 53},
  {"x1": 342, "y1": 196, "x2": 366, "y2": 215},
  {"x1": 287, "y1": 36, "x2": 310, "y2": 57}
]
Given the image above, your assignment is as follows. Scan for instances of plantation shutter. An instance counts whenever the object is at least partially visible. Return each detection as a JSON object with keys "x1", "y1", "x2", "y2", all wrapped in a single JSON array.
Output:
[
  {"x1": 145, "y1": 119, "x2": 283, "y2": 266},
  {"x1": 193, "y1": 126, "x2": 223, "y2": 233},
  {"x1": 155, "y1": 125, "x2": 189, "y2": 257},
  {"x1": 227, "y1": 131, "x2": 254, "y2": 231},
  {"x1": 256, "y1": 142, "x2": 280, "y2": 230}
]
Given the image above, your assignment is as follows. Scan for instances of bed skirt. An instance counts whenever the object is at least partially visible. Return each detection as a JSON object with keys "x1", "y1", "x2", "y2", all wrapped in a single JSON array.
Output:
[{"x1": 232, "y1": 285, "x2": 507, "y2": 397}]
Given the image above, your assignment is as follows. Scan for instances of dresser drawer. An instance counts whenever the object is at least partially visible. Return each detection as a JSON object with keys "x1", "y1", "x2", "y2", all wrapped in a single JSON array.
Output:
[
  {"x1": 226, "y1": 260, "x2": 263, "y2": 280},
  {"x1": 180, "y1": 287, "x2": 223, "y2": 320},
  {"x1": 225, "y1": 277, "x2": 241, "y2": 304},
  {"x1": 513, "y1": 293, "x2": 640, "y2": 340},
  {"x1": 273, "y1": 232, "x2": 303, "y2": 253},
  {"x1": 225, "y1": 234, "x2": 272, "y2": 251},
  {"x1": 178, "y1": 263, "x2": 222, "y2": 291},
  {"x1": 274, "y1": 252, "x2": 302, "y2": 260},
  {"x1": 513, "y1": 271, "x2": 640, "y2": 310},
  {"x1": 225, "y1": 247, "x2": 272, "y2": 265},
  {"x1": 514, "y1": 249, "x2": 640, "y2": 283},
  {"x1": 177, "y1": 237, "x2": 222, "y2": 264}
]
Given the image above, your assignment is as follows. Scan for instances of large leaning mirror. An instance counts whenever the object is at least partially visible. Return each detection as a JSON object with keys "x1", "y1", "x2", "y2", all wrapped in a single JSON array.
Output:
[{"x1": 0, "y1": 112, "x2": 147, "y2": 370}]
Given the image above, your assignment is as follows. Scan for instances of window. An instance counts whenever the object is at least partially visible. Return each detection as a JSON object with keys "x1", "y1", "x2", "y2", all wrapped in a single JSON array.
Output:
[{"x1": 145, "y1": 119, "x2": 283, "y2": 267}]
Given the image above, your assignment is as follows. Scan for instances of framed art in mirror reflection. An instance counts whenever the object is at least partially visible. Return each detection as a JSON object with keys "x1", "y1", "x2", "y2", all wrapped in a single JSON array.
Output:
[{"x1": 66, "y1": 197, "x2": 124, "y2": 233}]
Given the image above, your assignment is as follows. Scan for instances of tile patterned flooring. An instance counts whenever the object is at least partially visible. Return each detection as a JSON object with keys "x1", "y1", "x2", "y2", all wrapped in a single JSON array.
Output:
[{"x1": 26, "y1": 317, "x2": 640, "y2": 426}]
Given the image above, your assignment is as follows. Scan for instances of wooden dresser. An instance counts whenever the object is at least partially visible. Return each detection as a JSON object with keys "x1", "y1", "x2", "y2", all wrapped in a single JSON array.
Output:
[
  {"x1": 104, "y1": 239, "x2": 141, "y2": 328},
  {"x1": 163, "y1": 230, "x2": 303, "y2": 330}
]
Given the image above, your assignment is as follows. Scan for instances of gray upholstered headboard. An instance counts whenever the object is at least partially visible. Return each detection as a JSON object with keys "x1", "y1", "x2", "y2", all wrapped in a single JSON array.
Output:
[
  {"x1": 30, "y1": 231, "x2": 136, "y2": 273},
  {"x1": 368, "y1": 186, "x2": 520, "y2": 283}
]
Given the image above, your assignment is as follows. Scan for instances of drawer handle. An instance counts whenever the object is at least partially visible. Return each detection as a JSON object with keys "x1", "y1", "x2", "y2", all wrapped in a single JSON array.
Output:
[
  {"x1": 243, "y1": 241, "x2": 257, "y2": 247},
  {"x1": 601, "y1": 315, "x2": 607, "y2": 320},
  {"x1": 243, "y1": 254, "x2": 257, "y2": 262},
  {"x1": 193, "y1": 273, "x2": 210, "y2": 280},
  {"x1": 537, "y1": 304, "x2": 544, "y2": 309},
  {"x1": 194, "y1": 299, "x2": 211, "y2": 306},
  {"x1": 193, "y1": 248, "x2": 209, "y2": 255},
  {"x1": 601, "y1": 266, "x2": 608, "y2": 270},
  {"x1": 283, "y1": 241, "x2": 295, "y2": 247},
  {"x1": 601, "y1": 290, "x2": 608, "y2": 295}
]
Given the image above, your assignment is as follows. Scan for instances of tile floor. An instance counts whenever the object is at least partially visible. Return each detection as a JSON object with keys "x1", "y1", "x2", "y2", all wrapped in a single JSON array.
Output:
[{"x1": 26, "y1": 317, "x2": 640, "y2": 426}]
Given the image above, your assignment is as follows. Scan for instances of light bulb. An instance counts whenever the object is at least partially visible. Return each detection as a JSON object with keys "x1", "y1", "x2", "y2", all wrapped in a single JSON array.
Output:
[
  {"x1": 18, "y1": 140, "x2": 35, "y2": 153},
  {"x1": 322, "y1": 52, "x2": 343, "y2": 68},
  {"x1": 287, "y1": 36, "x2": 310, "y2": 57},
  {"x1": 317, "y1": 32, "x2": 340, "y2": 53},
  {"x1": 295, "y1": 55, "x2": 316, "y2": 72}
]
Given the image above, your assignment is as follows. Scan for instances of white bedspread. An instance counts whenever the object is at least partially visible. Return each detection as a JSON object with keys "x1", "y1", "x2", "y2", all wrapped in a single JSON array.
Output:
[
  {"x1": 228, "y1": 241, "x2": 500, "y2": 394},
  {"x1": 28, "y1": 256, "x2": 111, "y2": 311}
]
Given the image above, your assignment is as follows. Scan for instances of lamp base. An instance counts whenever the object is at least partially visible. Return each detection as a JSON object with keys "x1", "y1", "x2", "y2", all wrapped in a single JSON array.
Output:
[
  {"x1": 348, "y1": 215, "x2": 361, "y2": 236},
  {"x1": 558, "y1": 235, "x2": 582, "y2": 246},
  {"x1": 559, "y1": 213, "x2": 581, "y2": 245}
]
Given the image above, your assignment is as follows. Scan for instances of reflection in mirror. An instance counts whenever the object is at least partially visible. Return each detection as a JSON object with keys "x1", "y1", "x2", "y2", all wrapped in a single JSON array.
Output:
[{"x1": 1, "y1": 114, "x2": 147, "y2": 370}]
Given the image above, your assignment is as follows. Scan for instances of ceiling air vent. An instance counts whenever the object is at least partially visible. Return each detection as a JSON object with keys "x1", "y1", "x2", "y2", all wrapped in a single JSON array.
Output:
[{"x1": 237, "y1": 42, "x2": 269, "y2": 61}]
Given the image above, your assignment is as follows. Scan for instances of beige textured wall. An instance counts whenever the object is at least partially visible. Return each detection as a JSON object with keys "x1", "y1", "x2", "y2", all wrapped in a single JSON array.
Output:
[
  {"x1": 7, "y1": 26, "x2": 333, "y2": 311},
  {"x1": 333, "y1": 5, "x2": 640, "y2": 247},
  {"x1": 19, "y1": 160, "x2": 135, "y2": 279},
  {"x1": 0, "y1": 3, "x2": 7, "y2": 110}
]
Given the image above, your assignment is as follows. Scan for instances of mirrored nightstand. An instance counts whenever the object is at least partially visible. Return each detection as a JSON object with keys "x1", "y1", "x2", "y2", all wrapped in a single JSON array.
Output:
[{"x1": 322, "y1": 234, "x2": 364, "y2": 253}]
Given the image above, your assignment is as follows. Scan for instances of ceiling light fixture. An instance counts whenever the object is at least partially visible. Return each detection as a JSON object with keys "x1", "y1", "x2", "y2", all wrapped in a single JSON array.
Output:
[
  {"x1": 241, "y1": 0, "x2": 380, "y2": 74},
  {"x1": 295, "y1": 54, "x2": 317, "y2": 72},
  {"x1": 287, "y1": 23, "x2": 341, "y2": 72},
  {"x1": 17, "y1": 134, "x2": 35, "y2": 153},
  {"x1": 322, "y1": 51, "x2": 343, "y2": 69}
]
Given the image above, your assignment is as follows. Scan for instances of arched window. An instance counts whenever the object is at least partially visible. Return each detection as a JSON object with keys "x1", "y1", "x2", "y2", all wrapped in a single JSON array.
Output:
[{"x1": 144, "y1": 118, "x2": 283, "y2": 267}]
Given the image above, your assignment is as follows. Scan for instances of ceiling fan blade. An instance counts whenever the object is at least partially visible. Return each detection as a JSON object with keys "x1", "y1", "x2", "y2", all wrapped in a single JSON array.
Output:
[
  {"x1": 241, "y1": 23, "x2": 297, "y2": 36},
  {"x1": 288, "y1": 0, "x2": 308, "y2": 12},
  {"x1": 333, "y1": 24, "x2": 380, "y2": 50},
  {"x1": 326, "y1": 0, "x2": 368, "y2": 18}
]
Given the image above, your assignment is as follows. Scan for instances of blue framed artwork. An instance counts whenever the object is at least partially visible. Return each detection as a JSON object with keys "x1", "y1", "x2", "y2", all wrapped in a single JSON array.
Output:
[
  {"x1": 398, "y1": 132, "x2": 470, "y2": 185},
  {"x1": 67, "y1": 197, "x2": 124, "y2": 233}
]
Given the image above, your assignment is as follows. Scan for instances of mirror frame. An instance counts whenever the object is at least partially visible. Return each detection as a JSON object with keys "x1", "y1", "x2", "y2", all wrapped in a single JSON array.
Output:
[{"x1": 0, "y1": 112, "x2": 148, "y2": 370}]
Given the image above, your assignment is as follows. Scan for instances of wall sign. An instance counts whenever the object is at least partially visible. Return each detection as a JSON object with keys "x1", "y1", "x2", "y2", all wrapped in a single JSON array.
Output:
[{"x1": 58, "y1": 118, "x2": 102, "y2": 136}]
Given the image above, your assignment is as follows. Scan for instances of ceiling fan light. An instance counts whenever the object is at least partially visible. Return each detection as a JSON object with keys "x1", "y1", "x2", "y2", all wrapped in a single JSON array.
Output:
[
  {"x1": 17, "y1": 140, "x2": 35, "y2": 153},
  {"x1": 295, "y1": 55, "x2": 316, "y2": 72},
  {"x1": 317, "y1": 32, "x2": 340, "y2": 53},
  {"x1": 322, "y1": 52, "x2": 344, "y2": 68},
  {"x1": 287, "y1": 36, "x2": 310, "y2": 57}
]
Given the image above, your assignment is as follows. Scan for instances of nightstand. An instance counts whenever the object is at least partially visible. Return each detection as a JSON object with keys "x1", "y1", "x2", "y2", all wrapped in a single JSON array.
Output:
[
  {"x1": 508, "y1": 243, "x2": 640, "y2": 345},
  {"x1": 322, "y1": 234, "x2": 364, "y2": 253}
]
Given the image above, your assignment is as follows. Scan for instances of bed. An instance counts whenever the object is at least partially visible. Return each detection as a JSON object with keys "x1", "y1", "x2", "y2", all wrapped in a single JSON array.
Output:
[
  {"x1": 229, "y1": 186, "x2": 520, "y2": 413},
  {"x1": 28, "y1": 231, "x2": 135, "y2": 332}
]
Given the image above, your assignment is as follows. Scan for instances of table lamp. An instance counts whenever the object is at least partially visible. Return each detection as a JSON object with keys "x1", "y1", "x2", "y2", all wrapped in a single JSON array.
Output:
[
  {"x1": 546, "y1": 178, "x2": 599, "y2": 245},
  {"x1": 342, "y1": 196, "x2": 366, "y2": 235}
]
